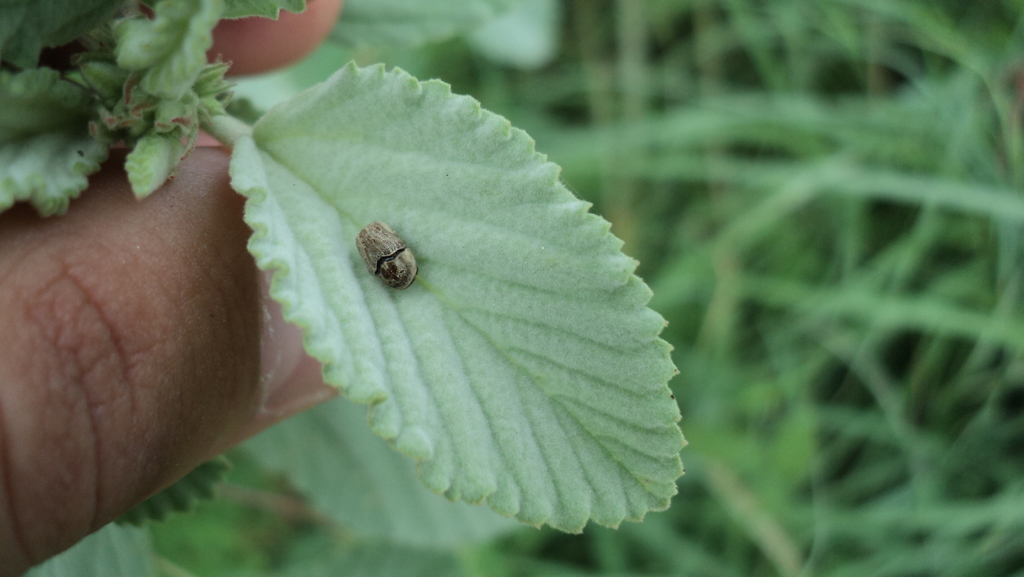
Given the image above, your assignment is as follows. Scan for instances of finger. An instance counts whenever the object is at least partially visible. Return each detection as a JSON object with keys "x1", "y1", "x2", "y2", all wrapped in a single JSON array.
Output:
[
  {"x1": 227, "y1": 269, "x2": 337, "y2": 451},
  {"x1": 208, "y1": 0, "x2": 345, "y2": 77},
  {"x1": 0, "y1": 149, "x2": 331, "y2": 574}
]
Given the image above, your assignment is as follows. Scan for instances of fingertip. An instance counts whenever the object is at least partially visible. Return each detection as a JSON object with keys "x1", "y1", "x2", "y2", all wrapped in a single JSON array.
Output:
[
  {"x1": 214, "y1": 270, "x2": 338, "y2": 453},
  {"x1": 0, "y1": 149, "x2": 262, "y2": 570},
  {"x1": 209, "y1": 0, "x2": 345, "y2": 76}
]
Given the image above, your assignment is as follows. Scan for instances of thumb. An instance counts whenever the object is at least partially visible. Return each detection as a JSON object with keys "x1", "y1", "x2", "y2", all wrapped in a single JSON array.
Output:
[{"x1": 0, "y1": 148, "x2": 334, "y2": 575}]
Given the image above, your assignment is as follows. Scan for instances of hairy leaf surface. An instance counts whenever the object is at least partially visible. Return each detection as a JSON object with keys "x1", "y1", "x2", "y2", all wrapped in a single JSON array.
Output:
[
  {"x1": 0, "y1": 68, "x2": 108, "y2": 216},
  {"x1": 222, "y1": 0, "x2": 306, "y2": 19},
  {"x1": 124, "y1": 131, "x2": 186, "y2": 199},
  {"x1": 115, "y1": 0, "x2": 223, "y2": 99},
  {"x1": 247, "y1": 397, "x2": 518, "y2": 545},
  {"x1": 231, "y1": 63, "x2": 684, "y2": 532}
]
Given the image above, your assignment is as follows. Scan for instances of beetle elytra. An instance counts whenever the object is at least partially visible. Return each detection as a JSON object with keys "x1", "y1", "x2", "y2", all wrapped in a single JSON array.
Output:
[{"x1": 356, "y1": 221, "x2": 418, "y2": 290}]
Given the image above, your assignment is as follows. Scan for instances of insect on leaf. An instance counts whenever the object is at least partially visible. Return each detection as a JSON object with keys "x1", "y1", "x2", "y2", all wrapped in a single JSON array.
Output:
[{"x1": 230, "y1": 62, "x2": 685, "y2": 532}]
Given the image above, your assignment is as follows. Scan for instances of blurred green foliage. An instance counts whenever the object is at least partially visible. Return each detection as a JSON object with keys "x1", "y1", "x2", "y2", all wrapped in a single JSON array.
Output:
[{"x1": 154, "y1": 0, "x2": 1024, "y2": 575}]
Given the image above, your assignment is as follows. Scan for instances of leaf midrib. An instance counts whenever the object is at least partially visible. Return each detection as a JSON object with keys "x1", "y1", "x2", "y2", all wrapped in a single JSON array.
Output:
[{"x1": 256, "y1": 121, "x2": 670, "y2": 511}]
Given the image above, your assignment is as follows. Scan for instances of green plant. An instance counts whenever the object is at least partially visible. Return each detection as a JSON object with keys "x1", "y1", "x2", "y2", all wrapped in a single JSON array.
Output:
[
  {"x1": 518, "y1": 1, "x2": 1024, "y2": 576},
  {"x1": 3, "y1": 1, "x2": 684, "y2": 575},
  {"x1": 10, "y1": 0, "x2": 1024, "y2": 576}
]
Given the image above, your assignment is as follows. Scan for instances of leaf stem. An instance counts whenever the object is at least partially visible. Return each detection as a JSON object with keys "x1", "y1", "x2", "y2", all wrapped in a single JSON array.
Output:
[{"x1": 202, "y1": 114, "x2": 253, "y2": 148}]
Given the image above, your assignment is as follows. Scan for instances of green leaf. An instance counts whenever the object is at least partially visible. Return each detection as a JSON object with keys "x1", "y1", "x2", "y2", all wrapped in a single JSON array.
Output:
[
  {"x1": 0, "y1": 68, "x2": 108, "y2": 216},
  {"x1": 88, "y1": 61, "x2": 227, "y2": 199},
  {"x1": 246, "y1": 397, "x2": 519, "y2": 546},
  {"x1": 0, "y1": 69, "x2": 96, "y2": 143},
  {"x1": 467, "y1": 0, "x2": 561, "y2": 70},
  {"x1": 78, "y1": 61, "x2": 133, "y2": 106},
  {"x1": 116, "y1": 456, "x2": 231, "y2": 526},
  {"x1": 229, "y1": 63, "x2": 684, "y2": 532},
  {"x1": 222, "y1": 0, "x2": 306, "y2": 19},
  {"x1": 331, "y1": 0, "x2": 521, "y2": 47},
  {"x1": 0, "y1": 0, "x2": 121, "y2": 68},
  {"x1": 24, "y1": 523, "x2": 157, "y2": 577},
  {"x1": 124, "y1": 131, "x2": 186, "y2": 199},
  {"x1": 115, "y1": 0, "x2": 224, "y2": 100}
]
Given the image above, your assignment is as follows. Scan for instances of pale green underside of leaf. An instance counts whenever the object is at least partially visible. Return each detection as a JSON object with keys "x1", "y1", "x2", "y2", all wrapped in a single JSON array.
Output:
[
  {"x1": 247, "y1": 397, "x2": 519, "y2": 546},
  {"x1": 0, "y1": 0, "x2": 121, "y2": 68},
  {"x1": 230, "y1": 63, "x2": 684, "y2": 532},
  {"x1": 125, "y1": 132, "x2": 185, "y2": 199},
  {"x1": 0, "y1": 69, "x2": 108, "y2": 216},
  {"x1": 0, "y1": 132, "x2": 108, "y2": 216},
  {"x1": 331, "y1": 0, "x2": 521, "y2": 47},
  {"x1": 467, "y1": 0, "x2": 561, "y2": 70},
  {"x1": 24, "y1": 524, "x2": 157, "y2": 577},
  {"x1": 116, "y1": 0, "x2": 223, "y2": 99},
  {"x1": 222, "y1": 0, "x2": 306, "y2": 19}
]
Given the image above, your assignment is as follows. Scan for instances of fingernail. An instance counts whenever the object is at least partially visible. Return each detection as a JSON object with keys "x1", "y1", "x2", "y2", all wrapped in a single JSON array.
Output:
[
  {"x1": 257, "y1": 270, "x2": 339, "y2": 422},
  {"x1": 212, "y1": 272, "x2": 338, "y2": 455}
]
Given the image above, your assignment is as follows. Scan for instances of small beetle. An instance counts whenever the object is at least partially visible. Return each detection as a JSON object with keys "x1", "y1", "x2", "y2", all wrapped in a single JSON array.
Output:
[{"x1": 356, "y1": 221, "x2": 418, "y2": 290}]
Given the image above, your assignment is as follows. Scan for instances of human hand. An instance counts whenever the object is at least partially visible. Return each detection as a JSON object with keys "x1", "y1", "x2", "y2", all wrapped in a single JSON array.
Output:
[{"x1": 0, "y1": 2, "x2": 343, "y2": 574}]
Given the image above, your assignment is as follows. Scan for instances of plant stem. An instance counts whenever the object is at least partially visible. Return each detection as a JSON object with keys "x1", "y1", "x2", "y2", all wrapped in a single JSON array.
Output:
[
  {"x1": 704, "y1": 459, "x2": 805, "y2": 577},
  {"x1": 202, "y1": 114, "x2": 254, "y2": 148}
]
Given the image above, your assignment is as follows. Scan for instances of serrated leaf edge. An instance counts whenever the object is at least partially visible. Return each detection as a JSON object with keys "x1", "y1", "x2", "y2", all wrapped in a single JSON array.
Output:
[{"x1": 231, "y1": 62, "x2": 684, "y2": 533}]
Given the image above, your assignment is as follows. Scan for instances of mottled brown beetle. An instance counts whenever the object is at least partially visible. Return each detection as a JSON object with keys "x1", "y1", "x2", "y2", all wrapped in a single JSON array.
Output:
[{"x1": 356, "y1": 221, "x2": 418, "y2": 290}]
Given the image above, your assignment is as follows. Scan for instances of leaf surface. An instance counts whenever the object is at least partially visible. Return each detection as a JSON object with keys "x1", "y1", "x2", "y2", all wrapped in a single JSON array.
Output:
[
  {"x1": 0, "y1": 0, "x2": 121, "y2": 68},
  {"x1": 115, "y1": 0, "x2": 223, "y2": 99},
  {"x1": 247, "y1": 397, "x2": 518, "y2": 545},
  {"x1": 117, "y1": 456, "x2": 231, "y2": 525},
  {"x1": 125, "y1": 131, "x2": 186, "y2": 198},
  {"x1": 229, "y1": 63, "x2": 684, "y2": 532},
  {"x1": 24, "y1": 524, "x2": 157, "y2": 577},
  {"x1": 222, "y1": 0, "x2": 306, "y2": 19},
  {"x1": 0, "y1": 68, "x2": 108, "y2": 216},
  {"x1": 331, "y1": 0, "x2": 520, "y2": 47},
  {"x1": 467, "y1": 0, "x2": 561, "y2": 69}
]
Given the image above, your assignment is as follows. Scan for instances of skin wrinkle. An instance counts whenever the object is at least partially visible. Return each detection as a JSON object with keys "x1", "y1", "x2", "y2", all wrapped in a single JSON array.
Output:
[
  {"x1": 115, "y1": 204, "x2": 208, "y2": 486},
  {"x1": 0, "y1": 265, "x2": 101, "y2": 567},
  {"x1": 65, "y1": 244, "x2": 176, "y2": 441},
  {"x1": 25, "y1": 269, "x2": 114, "y2": 539},
  {"x1": 0, "y1": 149, "x2": 264, "y2": 572},
  {"x1": 0, "y1": 398, "x2": 32, "y2": 571},
  {"x1": 109, "y1": 155, "x2": 261, "y2": 501},
  {"x1": 0, "y1": 211, "x2": 43, "y2": 574},
  {"x1": 0, "y1": 2, "x2": 349, "y2": 567},
  {"x1": 42, "y1": 236, "x2": 168, "y2": 536},
  {"x1": 62, "y1": 263, "x2": 163, "y2": 533}
]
